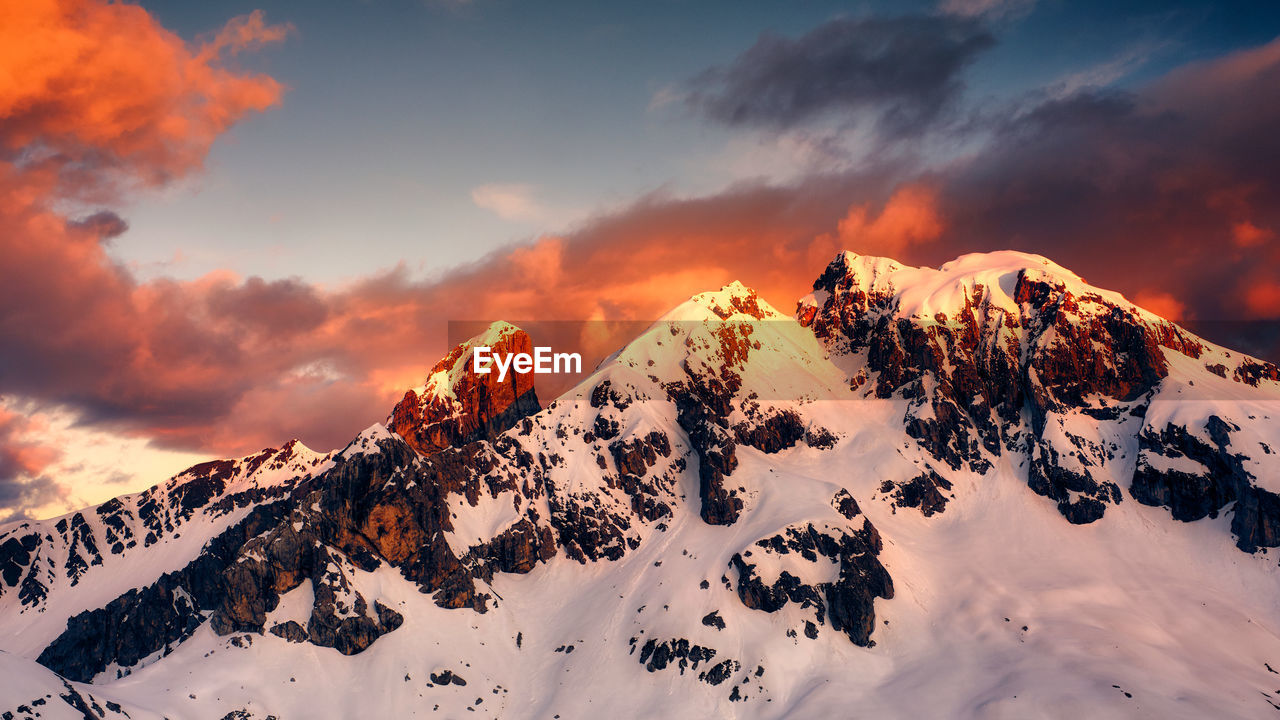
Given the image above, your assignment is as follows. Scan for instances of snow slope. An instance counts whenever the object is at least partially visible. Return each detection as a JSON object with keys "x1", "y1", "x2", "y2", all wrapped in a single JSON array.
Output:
[{"x1": 0, "y1": 440, "x2": 333, "y2": 655}]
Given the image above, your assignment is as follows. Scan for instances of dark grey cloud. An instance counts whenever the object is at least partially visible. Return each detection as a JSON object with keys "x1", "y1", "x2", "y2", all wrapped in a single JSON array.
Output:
[
  {"x1": 68, "y1": 210, "x2": 129, "y2": 241},
  {"x1": 0, "y1": 475, "x2": 64, "y2": 523},
  {"x1": 206, "y1": 277, "x2": 331, "y2": 338},
  {"x1": 684, "y1": 15, "x2": 995, "y2": 136}
]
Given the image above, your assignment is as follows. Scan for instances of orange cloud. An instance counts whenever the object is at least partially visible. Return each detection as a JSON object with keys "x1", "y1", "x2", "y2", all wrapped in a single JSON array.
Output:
[
  {"x1": 0, "y1": 0, "x2": 286, "y2": 189},
  {"x1": 1233, "y1": 220, "x2": 1274, "y2": 248},
  {"x1": 200, "y1": 8, "x2": 292, "y2": 57},
  {"x1": 834, "y1": 185, "x2": 944, "y2": 257},
  {"x1": 1133, "y1": 290, "x2": 1187, "y2": 321},
  {"x1": 1244, "y1": 281, "x2": 1280, "y2": 319},
  {"x1": 508, "y1": 236, "x2": 567, "y2": 286},
  {"x1": 0, "y1": 408, "x2": 60, "y2": 479},
  {"x1": 0, "y1": 405, "x2": 67, "y2": 520},
  {"x1": 0, "y1": 0, "x2": 298, "y2": 480}
]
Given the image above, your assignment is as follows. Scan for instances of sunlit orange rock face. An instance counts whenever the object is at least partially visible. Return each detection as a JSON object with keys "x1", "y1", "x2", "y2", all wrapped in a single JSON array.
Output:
[{"x1": 387, "y1": 322, "x2": 540, "y2": 456}]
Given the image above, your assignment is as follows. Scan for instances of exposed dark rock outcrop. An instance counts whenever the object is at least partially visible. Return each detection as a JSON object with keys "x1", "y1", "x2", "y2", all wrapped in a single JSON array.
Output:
[
  {"x1": 730, "y1": 508, "x2": 892, "y2": 646},
  {"x1": 733, "y1": 409, "x2": 806, "y2": 454},
  {"x1": 831, "y1": 489, "x2": 861, "y2": 520},
  {"x1": 634, "y1": 636, "x2": 739, "y2": 689},
  {"x1": 880, "y1": 469, "x2": 953, "y2": 517},
  {"x1": 429, "y1": 669, "x2": 467, "y2": 686},
  {"x1": 669, "y1": 378, "x2": 743, "y2": 526},
  {"x1": 38, "y1": 501, "x2": 293, "y2": 682},
  {"x1": 605, "y1": 432, "x2": 677, "y2": 522},
  {"x1": 1133, "y1": 415, "x2": 1280, "y2": 552},
  {"x1": 269, "y1": 621, "x2": 308, "y2": 643}
]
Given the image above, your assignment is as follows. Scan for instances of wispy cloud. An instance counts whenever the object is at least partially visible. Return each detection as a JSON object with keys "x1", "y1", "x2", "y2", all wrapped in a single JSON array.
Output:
[
  {"x1": 937, "y1": 0, "x2": 1035, "y2": 21},
  {"x1": 470, "y1": 183, "x2": 547, "y2": 223},
  {"x1": 1049, "y1": 42, "x2": 1166, "y2": 97},
  {"x1": 470, "y1": 182, "x2": 584, "y2": 229}
]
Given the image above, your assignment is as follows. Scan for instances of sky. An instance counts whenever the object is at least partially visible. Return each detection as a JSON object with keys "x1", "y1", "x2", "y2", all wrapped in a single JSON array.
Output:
[{"x1": 2, "y1": 0, "x2": 1280, "y2": 521}]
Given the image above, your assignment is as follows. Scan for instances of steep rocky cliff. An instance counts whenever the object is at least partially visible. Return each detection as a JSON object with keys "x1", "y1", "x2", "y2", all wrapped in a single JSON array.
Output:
[{"x1": 387, "y1": 321, "x2": 541, "y2": 456}]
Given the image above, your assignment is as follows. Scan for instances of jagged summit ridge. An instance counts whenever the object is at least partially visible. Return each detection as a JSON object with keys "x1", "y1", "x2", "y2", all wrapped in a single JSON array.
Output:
[
  {"x1": 799, "y1": 249, "x2": 1280, "y2": 534},
  {"x1": 804, "y1": 249, "x2": 1175, "y2": 338}
]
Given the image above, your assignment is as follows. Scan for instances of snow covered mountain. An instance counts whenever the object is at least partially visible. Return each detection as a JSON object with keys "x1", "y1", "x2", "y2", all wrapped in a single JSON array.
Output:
[
  {"x1": 0, "y1": 440, "x2": 335, "y2": 656},
  {"x1": 3, "y1": 250, "x2": 1279, "y2": 719}
]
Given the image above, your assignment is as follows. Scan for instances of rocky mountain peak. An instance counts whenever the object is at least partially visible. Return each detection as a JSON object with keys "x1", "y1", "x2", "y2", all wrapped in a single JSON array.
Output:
[
  {"x1": 660, "y1": 281, "x2": 782, "y2": 323},
  {"x1": 797, "y1": 249, "x2": 1280, "y2": 531},
  {"x1": 387, "y1": 320, "x2": 541, "y2": 456},
  {"x1": 800, "y1": 250, "x2": 1093, "y2": 327}
]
